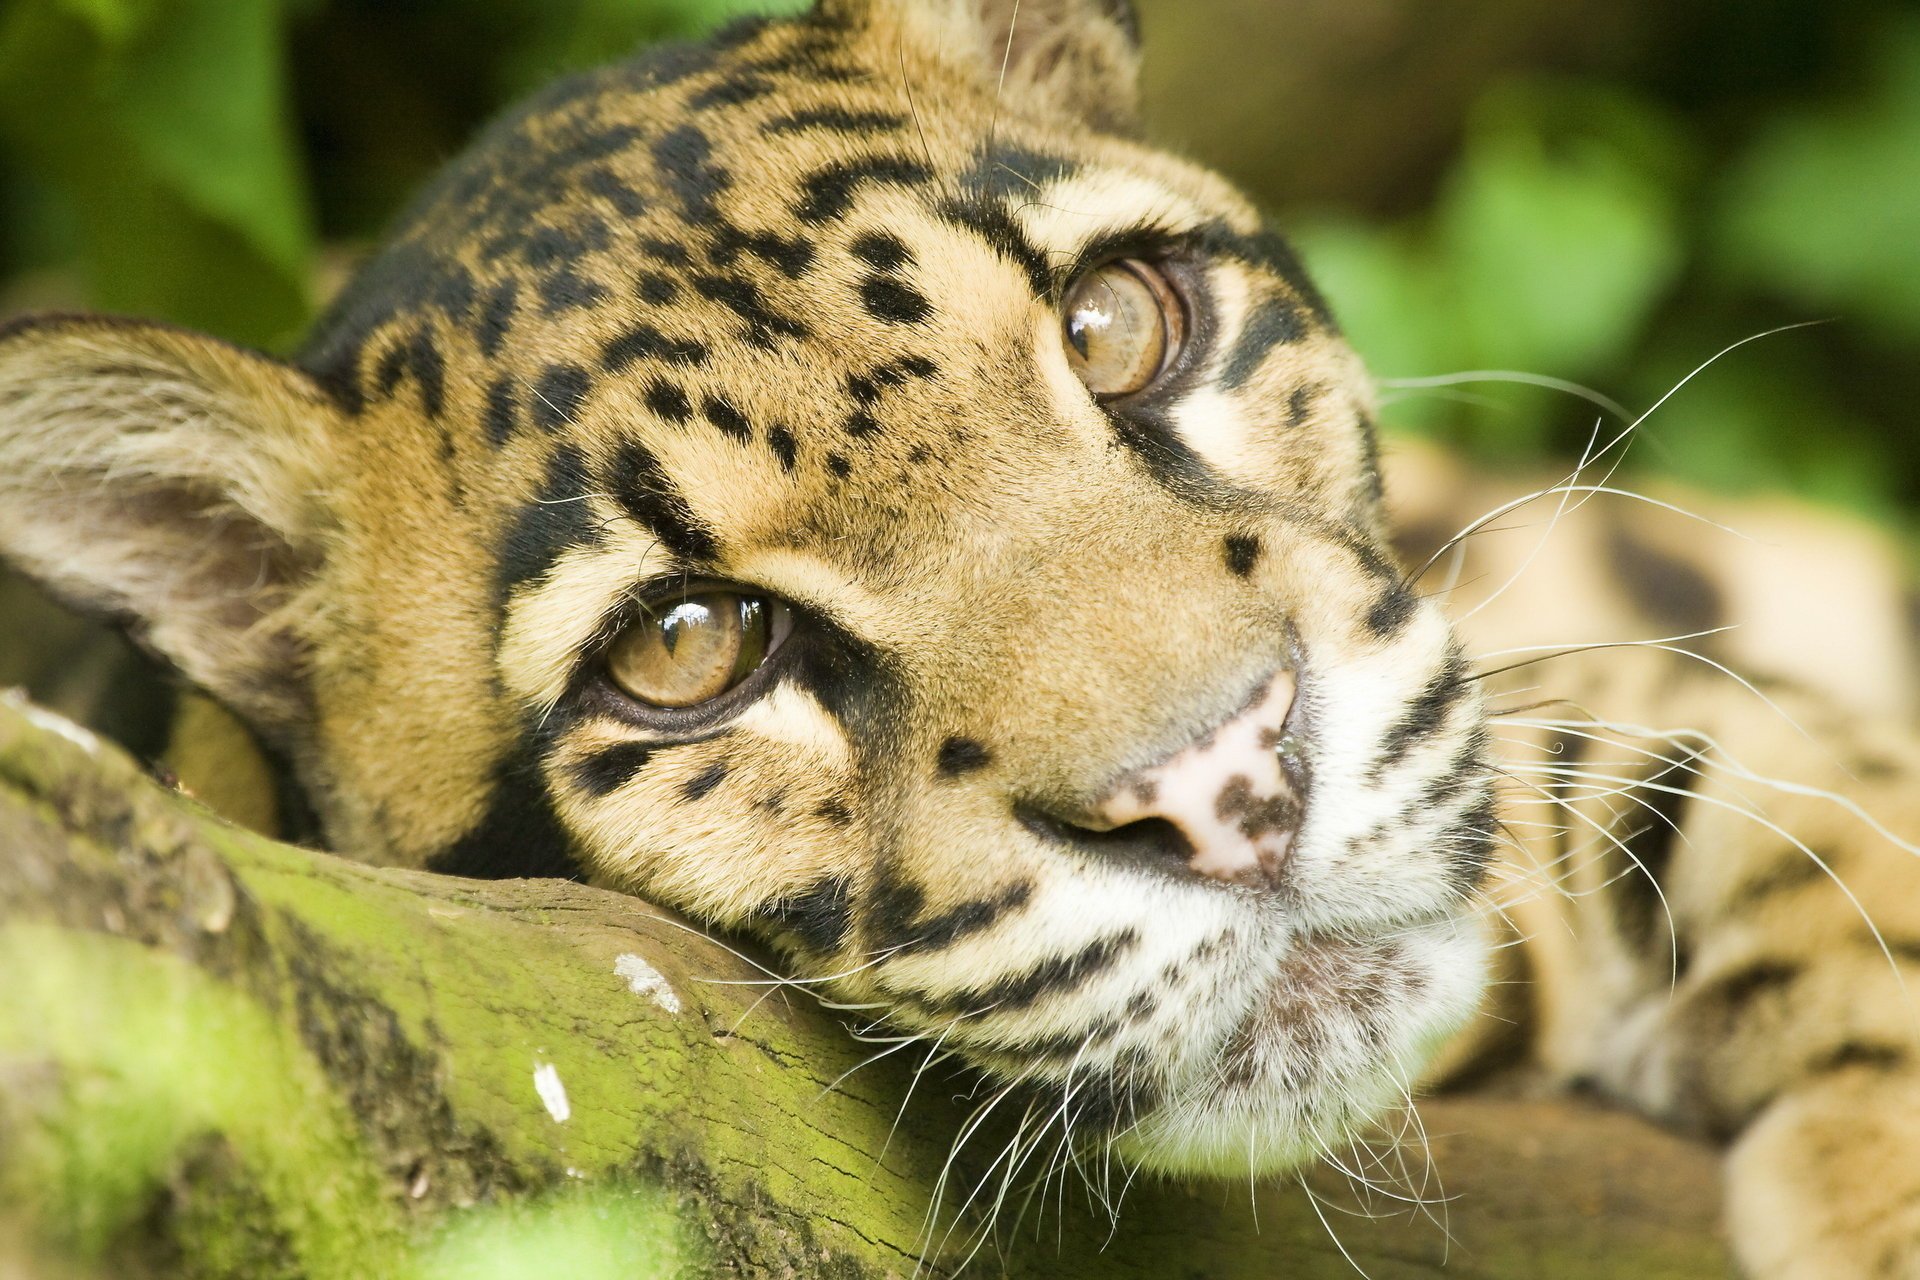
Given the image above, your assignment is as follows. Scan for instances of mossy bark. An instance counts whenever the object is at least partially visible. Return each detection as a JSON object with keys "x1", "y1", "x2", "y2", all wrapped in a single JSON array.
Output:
[{"x1": 0, "y1": 691, "x2": 1733, "y2": 1277}]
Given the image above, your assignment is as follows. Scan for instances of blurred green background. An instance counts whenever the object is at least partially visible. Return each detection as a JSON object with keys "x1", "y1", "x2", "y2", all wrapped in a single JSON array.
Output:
[{"x1": 0, "y1": 0, "x2": 1915, "y2": 531}]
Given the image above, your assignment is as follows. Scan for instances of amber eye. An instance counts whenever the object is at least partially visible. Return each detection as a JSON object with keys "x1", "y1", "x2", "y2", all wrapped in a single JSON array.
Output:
[
  {"x1": 605, "y1": 591, "x2": 790, "y2": 709},
  {"x1": 1061, "y1": 258, "x2": 1185, "y2": 399}
]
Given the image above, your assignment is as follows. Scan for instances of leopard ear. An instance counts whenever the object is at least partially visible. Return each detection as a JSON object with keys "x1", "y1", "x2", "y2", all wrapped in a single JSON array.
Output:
[
  {"x1": 831, "y1": 0, "x2": 1143, "y2": 133},
  {"x1": 0, "y1": 315, "x2": 340, "y2": 743}
]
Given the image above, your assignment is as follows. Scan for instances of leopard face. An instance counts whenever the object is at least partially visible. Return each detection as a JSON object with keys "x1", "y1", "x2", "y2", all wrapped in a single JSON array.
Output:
[{"x1": 0, "y1": 0, "x2": 1493, "y2": 1174}]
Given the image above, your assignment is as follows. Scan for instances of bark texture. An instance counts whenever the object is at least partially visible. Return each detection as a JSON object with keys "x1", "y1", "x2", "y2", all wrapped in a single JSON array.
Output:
[{"x1": 0, "y1": 691, "x2": 1732, "y2": 1277}]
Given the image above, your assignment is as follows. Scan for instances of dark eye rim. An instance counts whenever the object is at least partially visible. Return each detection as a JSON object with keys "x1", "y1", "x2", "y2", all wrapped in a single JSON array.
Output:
[
  {"x1": 584, "y1": 577, "x2": 801, "y2": 732},
  {"x1": 1059, "y1": 248, "x2": 1204, "y2": 408}
]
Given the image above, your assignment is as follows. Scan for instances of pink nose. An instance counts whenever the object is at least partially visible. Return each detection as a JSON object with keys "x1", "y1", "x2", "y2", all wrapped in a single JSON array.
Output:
[{"x1": 1092, "y1": 670, "x2": 1302, "y2": 887}]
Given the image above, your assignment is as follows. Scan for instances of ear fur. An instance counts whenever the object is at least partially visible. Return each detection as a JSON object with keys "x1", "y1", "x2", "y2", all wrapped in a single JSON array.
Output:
[
  {"x1": 832, "y1": 0, "x2": 1143, "y2": 133},
  {"x1": 0, "y1": 315, "x2": 339, "y2": 742}
]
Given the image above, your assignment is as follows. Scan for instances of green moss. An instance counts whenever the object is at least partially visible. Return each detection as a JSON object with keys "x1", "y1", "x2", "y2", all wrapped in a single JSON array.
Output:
[{"x1": 0, "y1": 925, "x2": 404, "y2": 1275}]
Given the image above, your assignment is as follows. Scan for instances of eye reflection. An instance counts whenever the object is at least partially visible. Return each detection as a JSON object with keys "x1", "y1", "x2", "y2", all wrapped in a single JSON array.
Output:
[{"x1": 605, "y1": 590, "x2": 784, "y2": 709}]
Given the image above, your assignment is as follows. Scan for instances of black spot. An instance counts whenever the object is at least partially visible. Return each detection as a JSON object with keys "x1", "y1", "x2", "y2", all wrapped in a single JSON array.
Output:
[
  {"x1": 429, "y1": 751, "x2": 583, "y2": 880},
  {"x1": 936, "y1": 737, "x2": 992, "y2": 777},
  {"x1": 1223, "y1": 292, "x2": 1311, "y2": 390},
  {"x1": 530, "y1": 363, "x2": 592, "y2": 431},
  {"x1": 644, "y1": 379, "x2": 693, "y2": 423},
  {"x1": 1223, "y1": 534, "x2": 1262, "y2": 578},
  {"x1": 766, "y1": 425, "x2": 798, "y2": 470},
  {"x1": 689, "y1": 73, "x2": 772, "y2": 109},
  {"x1": 494, "y1": 444, "x2": 601, "y2": 607},
  {"x1": 483, "y1": 376, "x2": 519, "y2": 448},
  {"x1": 850, "y1": 231, "x2": 913, "y2": 270},
  {"x1": 1809, "y1": 1041, "x2": 1911, "y2": 1077},
  {"x1": 652, "y1": 124, "x2": 731, "y2": 224},
  {"x1": 692, "y1": 273, "x2": 809, "y2": 347},
  {"x1": 636, "y1": 272, "x2": 679, "y2": 305},
  {"x1": 899, "y1": 354, "x2": 937, "y2": 378},
  {"x1": 937, "y1": 196, "x2": 1052, "y2": 296},
  {"x1": 681, "y1": 761, "x2": 729, "y2": 801},
  {"x1": 763, "y1": 877, "x2": 855, "y2": 952},
  {"x1": 1706, "y1": 960, "x2": 1802, "y2": 1008},
  {"x1": 860, "y1": 275, "x2": 931, "y2": 324},
  {"x1": 1286, "y1": 383, "x2": 1321, "y2": 428},
  {"x1": 793, "y1": 156, "x2": 933, "y2": 223},
  {"x1": 374, "y1": 328, "x2": 447, "y2": 418},
  {"x1": 607, "y1": 439, "x2": 718, "y2": 563},
  {"x1": 1607, "y1": 523, "x2": 1725, "y2": 635},
  {"x1": 572, "y1": 742, "x2": 656, "y2": 797},
  {"x1": 763, "y1": 108, "x2": 906, "y2": 136},
  {"x1": 582, "y1": 166, "x2": 647, "y2": 218},
  {"x1": 538, "y1": 265, "x2": 611, "y2": 314},
  {"x1": 640, "y1": 237, "x2": 695, "y2": 268},
  {"x1": 844, "y1": 409, "x2": 881, "y2": 438},
  {"x1": 601, "y1": 323, "x2": 710, "y2": 371},
  {"x1": 1365, "y1": 583, "x2": 1417, "y2": 638},
  {"x1": 826, "y1": 452, "x2": 851, "y2": 478},
  {"x1": 815, "y1": 797, "x2": 853, "y2": 827},
  {"x1": 477, "y1": 279, "x2": 518, "y2": 359},
  {"x1": 702, "y1": 395, "x2": 752, "y2": 442}
]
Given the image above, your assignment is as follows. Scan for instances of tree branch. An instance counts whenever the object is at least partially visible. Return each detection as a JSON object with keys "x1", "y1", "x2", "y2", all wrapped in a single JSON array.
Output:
[{"x1": 0, "y1": 691, "x2": 1730, "y2": 1277}]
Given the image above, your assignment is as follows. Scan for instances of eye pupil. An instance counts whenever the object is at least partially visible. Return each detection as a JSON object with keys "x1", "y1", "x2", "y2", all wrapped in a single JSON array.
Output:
[
  {"x1": 605, "y1": 590, "x2": 787, "y2": 710},
  {"x1": 1061, "y1": 258, "x2": 1183, "y2": 400}
]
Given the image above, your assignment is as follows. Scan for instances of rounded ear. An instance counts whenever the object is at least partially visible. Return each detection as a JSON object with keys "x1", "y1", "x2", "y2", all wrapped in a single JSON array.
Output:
[
  {"x1": 828, "y1": 0, "x2": 1143, "y2": 133},
  {"x1": 0, "y1": 314, "x2": 341, "y2": 743}
]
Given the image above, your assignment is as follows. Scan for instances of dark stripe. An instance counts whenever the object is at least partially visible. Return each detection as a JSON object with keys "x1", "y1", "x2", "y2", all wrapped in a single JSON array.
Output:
[
  {"x1": 428, "y1": 752, "x2": 583, "y2": 880},
  {"x1": 681, "y1": 760, "x2": 728, "y2": 801},
  {"x1": 1809, "y1": 1040, "x2": 1911, "y2": 1077},
  {"x1": 904, "y1": 931, "x2": 1138, "y2": 1018},
  {"x1": 1222, "y1": 291, "x2": 1309, "y2": 389},
  {"x1": 571, "y1": 742, "x2": 656, "y2": 797},
  {"x1": 1439, "y1": 786, "x2": 1498, "y2": 891},
  {"x1": 1722, "y1": 853, "x2": 1825, "y2": 914},
  {"x1": 936, "y1": 196, "x2": 1052, "y2": 297},
  {"x1": 762, "y1": 108, "x2": 905, "y2": 136},
  {"x1": 793, "y1": 156, "x2": 933, "y2": 223},
  {"x1": 601, "y1": 323, "x2": 710, "y2": 371},
  {"x1": 1703, "y1": 960, "x2": 1802, "y2": 1008},
  {"x1": 1612, "y1": 750, "x2": 1702, "y2": 953},
  {"x1": 1365, "y1": 583, "x2": 1417, "y2": 638},
  {"x1": 1372, "y1": 649, "x2": 1469, "y2": 776},
  {"x1": 762, "y1": 877, "x2": 854, "y2": 952},
  {"x1": 870, "y1": 873, "x2": 1032, "y2": 952},
  {"x1": 494, "y1": 444, "x2": 600, "y2": 608},
  {"x1": 1607, "y1": 522, "x2": 1725, "y2": 635},
  {"x1": 689, "y1": 74, "x2": 772, "y2": 109},
  {"x1": 483, "y1": 376, "x2": 519, "y2": 448},
  {"x1": 651, "y1": 124, "x2": 731, "y2": 223},
  {"x1": 707, "y1": 222, "x2": 816, "y2": 277},
  {"x1": 478, "y1": 279, "x2": 518, "y2": 358},
  {"x1": 607, "y1": 440, "x2": 718, "y2": 562}
]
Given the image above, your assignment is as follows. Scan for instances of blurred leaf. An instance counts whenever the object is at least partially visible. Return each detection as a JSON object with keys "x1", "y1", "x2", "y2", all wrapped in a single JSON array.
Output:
[
  {"x1": 1719, "y1": 18, "x2": 1920, "y2": 341},
  {"x1": 0, "y1": 0, "x2": 313, "y2": 347},
  {"x1": 410, "y1": 1185, "x2": 697, "y2": 1280},
  {"x1": 1295, "y1": 80, "x2": 1685, "y2": 451},
  {"x1": 494, "y1": 0, "x2": 808, "y2": 99}
]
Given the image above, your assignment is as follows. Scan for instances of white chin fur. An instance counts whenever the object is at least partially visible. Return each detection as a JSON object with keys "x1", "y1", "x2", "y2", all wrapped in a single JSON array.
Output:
[{"x1": 1114, "y1": 916, "x2": 1488, "y2": 1177}]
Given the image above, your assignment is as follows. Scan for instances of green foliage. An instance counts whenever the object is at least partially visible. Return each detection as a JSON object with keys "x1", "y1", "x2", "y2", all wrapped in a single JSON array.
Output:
[{"x1": 0, "y1": 0, "x2": 315, "y2": 347}]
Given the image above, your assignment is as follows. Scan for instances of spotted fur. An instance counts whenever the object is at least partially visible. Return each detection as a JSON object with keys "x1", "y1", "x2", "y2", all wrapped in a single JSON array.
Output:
[{"x1": 1, "y1": 1, "x2": 1917, "y2": 1274}]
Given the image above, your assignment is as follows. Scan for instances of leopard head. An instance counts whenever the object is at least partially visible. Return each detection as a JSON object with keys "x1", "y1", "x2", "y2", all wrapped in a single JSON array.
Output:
[{"x1": 0, "y1": 0, "x2": 1492, "y2": 1173}]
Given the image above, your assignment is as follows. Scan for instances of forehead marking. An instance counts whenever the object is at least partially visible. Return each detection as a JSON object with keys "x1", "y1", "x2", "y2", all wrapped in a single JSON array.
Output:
[
  {"x1": 762, "y1": 108, "x2": 906, "y2": 138},
  {"x1": 692, "y1": 273, "x2": 809, "y2": 348},
  {"x1": 794, "y1": 156, "x2": 934, "y2": 224},
  {"x1": 645, "y1": 379, "x2": 693, "y2": 423},
  {"x1": 652, "y1": 124, "x2": 730, "y2": 224},
  {"x1": 495, "y1": 443, "x2": 603, "y2": 610},
  {"x1": 484, "y1": 376, "x2": 519, "y2": 448},
  {"x1": 607, "y1": 440, "x2": 718, "y2": 563},
  {"x1": 701, "y1": 395, "x2": 753, "y2": 443},
  {"x1": 766, "y1": 424, "x2": 798, "y2": 471}
]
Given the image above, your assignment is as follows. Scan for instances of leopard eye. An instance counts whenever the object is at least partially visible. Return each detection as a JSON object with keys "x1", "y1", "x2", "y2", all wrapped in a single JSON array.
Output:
[
  {"x1": 605, "y1": 590, "x2": 790, "y2": 709},
  {"x1": 1061, "y1": 258, "x2": 1185, "y2": 399}
]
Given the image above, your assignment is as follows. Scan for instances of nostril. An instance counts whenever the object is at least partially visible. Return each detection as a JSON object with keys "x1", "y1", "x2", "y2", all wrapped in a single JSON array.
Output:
[{"x1": 1014, "y1": 802, "x2": 1198, "y2": 872}]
